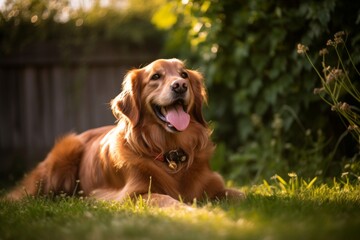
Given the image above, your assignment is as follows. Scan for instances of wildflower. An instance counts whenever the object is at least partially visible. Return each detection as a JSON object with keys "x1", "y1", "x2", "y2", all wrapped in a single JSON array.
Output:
[
  {"x1": 334, "y1": 31, "x2": 345, "y2": 38},
  {"x1": 323, "y1": 65, "x2": 331, "y2": 72},
  {"x1": 319, "y1": 48, "x2": 329, "y2": 56},
  {"x1": 313, "y1": 87, "x2": 325, "y2": 94},
  {"x1": 333, "y1": 68, "x2": 343, "y2": 77},
  {"x1": 297, "y1": 43, "x2": 309, "y2": 54},
  {"x1": 326, "y1": 39, "x2": 336, "y2": 46},
  {"x1": 332, "y1": 102, "x2": 349, "y2": 112},
  {"x1": 339, "y1": 102, "x2": 350, "y2": 112},
  {"x1": 326, "y1": 68, "x2": 343, "y2": 84},
  {"x1": 334, "y1": 31, "x2": 345, "y2": 44},
  {"x1": 331, "y1": 103, "x2": 340, "y2": 111},
  {"x1": 348, "y1": 124, "x2": 359, "y2": 131},
  {"x1": 326, "y1": 73, "x2": 335, "y2": 83},
  {"x1": 341, "y1": 172, "x2": 349, "y2": 178},
  {"x1": 334, "y1": 37, "x2": 343, "y2": 44},
  {"x1": 288, "y1": 172, "x2": 297, "y2": 178}
]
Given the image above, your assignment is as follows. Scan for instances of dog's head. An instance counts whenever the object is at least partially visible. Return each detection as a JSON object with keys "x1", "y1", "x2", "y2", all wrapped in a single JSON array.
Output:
[{"x1": 111, "y1": 58, "x2": 207, "y2": 133}]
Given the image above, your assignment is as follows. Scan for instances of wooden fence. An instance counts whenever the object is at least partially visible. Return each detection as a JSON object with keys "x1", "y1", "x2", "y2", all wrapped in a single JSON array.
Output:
[{"x1": 0, "y1": 44, "x2": 158, "y2": 179}]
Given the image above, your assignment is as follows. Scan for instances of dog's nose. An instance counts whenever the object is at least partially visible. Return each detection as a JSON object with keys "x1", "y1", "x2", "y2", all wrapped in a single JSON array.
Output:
[{"x1": 171, "y1": 79, "x2": 188, "y2": 94}]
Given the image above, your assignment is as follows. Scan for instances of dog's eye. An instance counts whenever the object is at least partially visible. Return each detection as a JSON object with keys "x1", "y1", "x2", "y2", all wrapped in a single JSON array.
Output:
[
  {"x1": 151, "y1": 73, "x2": 161, "y2": 80},
  {"x1": 180, "y1": 72, "x2": 188, "y2": 79}
]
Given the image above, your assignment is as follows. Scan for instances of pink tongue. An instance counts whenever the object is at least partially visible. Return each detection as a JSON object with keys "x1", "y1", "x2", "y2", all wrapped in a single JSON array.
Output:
[{"x1": 165, "y1": 105, "x2": 190, "y2": 131}]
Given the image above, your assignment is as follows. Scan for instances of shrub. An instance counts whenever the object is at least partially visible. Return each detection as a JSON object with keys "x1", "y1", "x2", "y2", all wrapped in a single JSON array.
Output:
[
  {"x1": 153, "y1": 0, "x2": 360, "y2": 182},
  {"x1": 0, "y1": 0, "x2": 165, "y2": 57}
]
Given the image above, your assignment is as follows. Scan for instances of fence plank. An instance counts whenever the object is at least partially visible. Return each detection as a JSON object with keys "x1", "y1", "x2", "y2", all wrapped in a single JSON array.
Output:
[{"x1": 0, "y1": 51, "x2": 158, "y2": 177}]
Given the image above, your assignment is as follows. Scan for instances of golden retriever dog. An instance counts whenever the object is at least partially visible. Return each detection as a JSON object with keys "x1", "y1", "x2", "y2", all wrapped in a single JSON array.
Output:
[{"x1": 6, "y1": 58, "x2": 244, "y2": 207}]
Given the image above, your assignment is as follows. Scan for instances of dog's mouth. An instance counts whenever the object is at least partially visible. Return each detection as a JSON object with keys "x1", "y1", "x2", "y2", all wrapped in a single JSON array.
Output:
[{"x1": 152, "y1": 100, "x2": 190, "y2": 132}]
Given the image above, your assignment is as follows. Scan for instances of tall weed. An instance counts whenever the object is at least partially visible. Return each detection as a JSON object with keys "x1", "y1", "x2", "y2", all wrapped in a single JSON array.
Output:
[{"x1": 298, "y1": 32, "x2": 360, "y2": 180}]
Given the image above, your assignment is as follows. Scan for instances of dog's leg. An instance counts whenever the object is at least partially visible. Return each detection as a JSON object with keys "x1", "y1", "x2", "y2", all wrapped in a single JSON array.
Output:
[
  {"x1": 92, "y1": 187, "x2": 189, "y2": 209},
  {"x1": 141, "y1": 193, "x2": 189, "y2": 208},
  {"x1": 6, "y1": 134, "x2": 83, "y2": 200}
]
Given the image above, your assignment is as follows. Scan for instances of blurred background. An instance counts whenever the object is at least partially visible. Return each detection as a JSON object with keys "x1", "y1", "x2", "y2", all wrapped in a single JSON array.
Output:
[{"x1": 0, "y1": 0, "x2": 359, "y2": 186}]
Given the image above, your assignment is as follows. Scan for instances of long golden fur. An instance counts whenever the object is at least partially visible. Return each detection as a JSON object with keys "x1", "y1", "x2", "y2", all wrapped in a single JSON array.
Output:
[{"x1": 6, "y1": 59, "x2": 244, "y2": 207}]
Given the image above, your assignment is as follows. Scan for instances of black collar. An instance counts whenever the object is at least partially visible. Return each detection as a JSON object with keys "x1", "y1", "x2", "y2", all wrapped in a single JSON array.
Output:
[{"x1": 155, "y1": 148, "x2": 187, "y2": 170}]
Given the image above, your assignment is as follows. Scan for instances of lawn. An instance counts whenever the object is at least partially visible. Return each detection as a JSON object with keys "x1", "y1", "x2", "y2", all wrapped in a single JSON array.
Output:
[{"x1": 1, "y1": 177, "x2": 360, "y2": 240}]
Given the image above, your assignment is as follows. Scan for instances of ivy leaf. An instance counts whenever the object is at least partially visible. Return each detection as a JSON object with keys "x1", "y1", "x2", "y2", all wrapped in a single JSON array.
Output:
[{"x1": 248, "y1": 78, "x2": 263, "y2": 96}]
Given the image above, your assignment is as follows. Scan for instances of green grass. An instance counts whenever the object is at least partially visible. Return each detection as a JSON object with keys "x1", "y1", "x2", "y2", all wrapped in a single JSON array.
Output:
[{"x1": 1, "y1": 177, "x2": 360, "y2": 240}]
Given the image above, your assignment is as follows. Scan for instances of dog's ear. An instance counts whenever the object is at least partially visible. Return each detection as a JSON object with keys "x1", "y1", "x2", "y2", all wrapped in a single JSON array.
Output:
[
  {"x1": 188, "y1": 69, "x2": 208, "y2": 127},
  {"x1": 111, "y1": 69, "x2": 142, "y2": 126}
]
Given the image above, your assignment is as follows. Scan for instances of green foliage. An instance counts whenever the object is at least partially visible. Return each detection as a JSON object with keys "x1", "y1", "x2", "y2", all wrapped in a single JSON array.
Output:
[
  {"x1": 0, "y1": 0, "x2": 165, "y2": 57},
  {"x1": 153, "y1": 0, "x2": 360, "y2": 182}
]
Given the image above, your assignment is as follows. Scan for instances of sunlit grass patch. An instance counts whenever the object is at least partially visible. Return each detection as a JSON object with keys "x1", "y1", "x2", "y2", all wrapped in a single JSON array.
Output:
[{"x1": 1, "y1": 177, "x2": 360, "y2": 240}]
